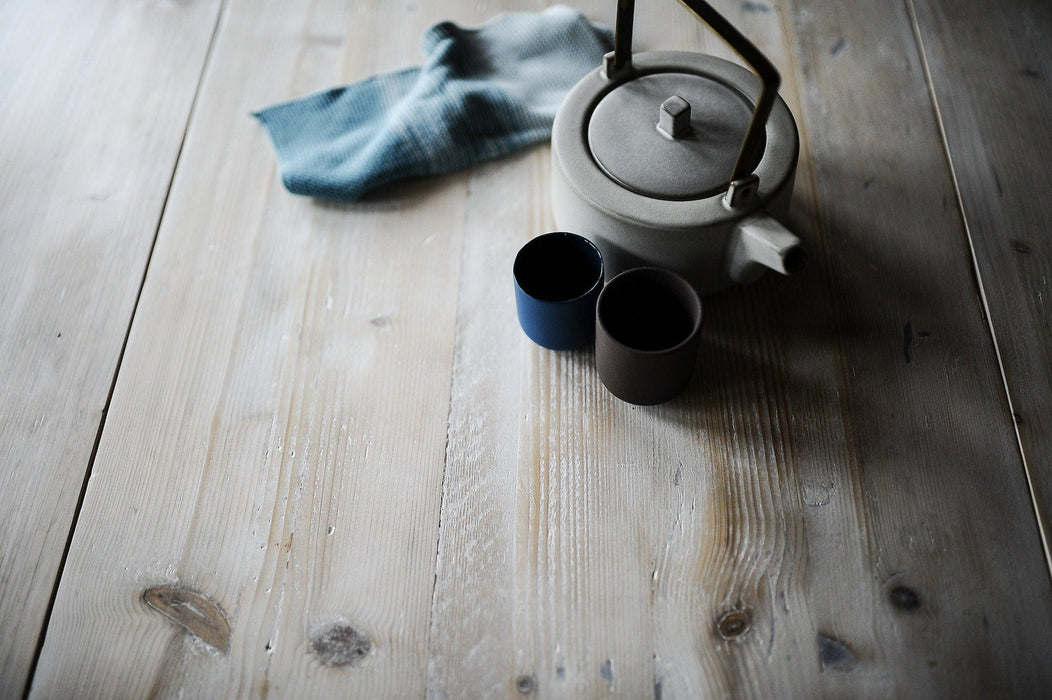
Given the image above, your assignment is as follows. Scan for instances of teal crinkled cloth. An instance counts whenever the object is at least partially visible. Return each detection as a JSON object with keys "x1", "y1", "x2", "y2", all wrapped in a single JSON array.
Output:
[{"x1": 253, "y1": 6, "x2": 613, "y2": 200}]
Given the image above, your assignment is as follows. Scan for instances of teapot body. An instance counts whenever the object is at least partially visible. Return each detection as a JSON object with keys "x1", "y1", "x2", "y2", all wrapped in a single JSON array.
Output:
[{"x1": 551, "y1": 51, "x2": 800, "y2": 295}]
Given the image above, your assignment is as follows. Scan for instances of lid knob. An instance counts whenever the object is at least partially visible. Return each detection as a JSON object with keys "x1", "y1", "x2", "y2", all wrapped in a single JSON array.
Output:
[
  {"x1": 608, "y1": 0, "x2": 782, "y2": 198},
  {"x1": 657, "y1": 96, "x2": 692, "y2": 140}
]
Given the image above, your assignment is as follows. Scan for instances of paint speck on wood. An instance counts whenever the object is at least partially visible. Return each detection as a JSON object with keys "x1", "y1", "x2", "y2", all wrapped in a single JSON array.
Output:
[
  {"x1": 310, "y1": 622, "x2": 371, "y2": 667},
  {"x1": 817, "y1": 633, "x2": 855, "y2": 671},
  {"x1": 742, "y1": 1, "x2": 771, "y2": 13},
  {"x1": 142, "y1": 586, "x2": 231, "y2": 654}
]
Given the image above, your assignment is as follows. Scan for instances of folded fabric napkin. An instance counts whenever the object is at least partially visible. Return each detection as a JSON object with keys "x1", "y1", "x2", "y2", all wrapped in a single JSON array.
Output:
[{"x1": 253, "y1": 6, "x2": 613, "y2": 201}]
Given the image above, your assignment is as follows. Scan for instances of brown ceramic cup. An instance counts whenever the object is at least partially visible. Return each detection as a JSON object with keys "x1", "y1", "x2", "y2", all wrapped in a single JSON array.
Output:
[{"x1": 595, "y1": 267, "x2": 703, "y2": 405}]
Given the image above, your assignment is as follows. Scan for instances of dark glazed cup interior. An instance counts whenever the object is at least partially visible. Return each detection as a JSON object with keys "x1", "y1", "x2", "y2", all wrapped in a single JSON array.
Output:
[
  {"x1": 514, "y1": 232, "x2": 604, "y2": 350},
  {"x1": 596, "y1": 267, "x2": 703, "y2": 405}
]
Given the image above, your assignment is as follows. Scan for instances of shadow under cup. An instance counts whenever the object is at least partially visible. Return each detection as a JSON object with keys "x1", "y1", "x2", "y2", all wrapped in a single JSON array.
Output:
[
  {"x1": 514, "y1": 232, "x2": 604, "y2": 350},
  {"x1": 596, "y1": 267, "x2": 704, "y2": 405}
]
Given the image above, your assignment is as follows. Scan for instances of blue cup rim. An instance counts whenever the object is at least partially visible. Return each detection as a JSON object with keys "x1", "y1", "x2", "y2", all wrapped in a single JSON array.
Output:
[{"x1": 513, "y1": 232, "x2": 604, "y2": 304}]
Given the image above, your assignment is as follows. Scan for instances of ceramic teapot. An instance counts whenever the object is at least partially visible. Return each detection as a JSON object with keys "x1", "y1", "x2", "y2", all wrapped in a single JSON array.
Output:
[{"x1": 551, "y1": 0, "x2": 805, "y2": 295}]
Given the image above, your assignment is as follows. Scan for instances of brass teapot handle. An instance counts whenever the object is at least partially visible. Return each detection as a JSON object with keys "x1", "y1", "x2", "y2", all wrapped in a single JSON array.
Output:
[{"x1": 606, "y1": 0, "x2": 780, "y2": 194}]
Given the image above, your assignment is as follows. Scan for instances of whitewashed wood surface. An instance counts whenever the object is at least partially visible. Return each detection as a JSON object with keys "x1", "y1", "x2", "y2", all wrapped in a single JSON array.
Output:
[
  {"x1": 3, "y1": 0, "x2": 1050, "y2": 697},
  {"x1": 0, "y1": 0, "x2": 222, "y2": 693}
]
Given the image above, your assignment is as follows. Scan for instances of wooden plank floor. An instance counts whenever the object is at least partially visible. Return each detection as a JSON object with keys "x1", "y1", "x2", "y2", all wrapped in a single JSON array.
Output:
[
  {"x1": 3, "y1": 0, "x2": 1050, "y2": 697},
  {"x1": 908, "y1": 0, "x2": 1052, "y2": 563},
  {"x1": 0, "y1": 0, "x2": 223, "y2": 694}
]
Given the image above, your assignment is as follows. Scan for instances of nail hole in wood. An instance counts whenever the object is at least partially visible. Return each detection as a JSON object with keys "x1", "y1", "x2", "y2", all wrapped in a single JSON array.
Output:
[{"x1": 515, "y1": 674, "x2": 535, "y2": 694}]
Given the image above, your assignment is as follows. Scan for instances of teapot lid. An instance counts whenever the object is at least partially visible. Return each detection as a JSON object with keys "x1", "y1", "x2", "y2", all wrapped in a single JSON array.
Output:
[{"x1": 587, "y1": 71, "x2": 759, "y2": 200}]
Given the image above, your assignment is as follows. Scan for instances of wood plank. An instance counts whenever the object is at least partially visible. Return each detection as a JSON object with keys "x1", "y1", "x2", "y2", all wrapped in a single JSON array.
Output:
[
  {"x1": 426, "y1": 0, "x2": 1052, "y2": 696},
  {"x1": 26, "y1": 0, "x2": 1052, "y2": 696},
  {"x1": 30, "y1": 0, "x2": 475, "y2": 696},
  {"x1": 0, "y1": 0, "x2": 222, "y2": 694},
  {"x1": 776, "y1": 0, "x2": 1052, "y2": 691},
  {"x1": 908, "y1": 0, "x2": 1052, "y2": 567},
  {"x1": 426, "y1": 4, "x2": 733, "y2": 694}
]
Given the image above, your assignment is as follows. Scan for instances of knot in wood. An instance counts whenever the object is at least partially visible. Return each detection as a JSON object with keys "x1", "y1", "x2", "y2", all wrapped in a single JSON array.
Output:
[
  {"x1": 817, "y1": 633, "x2": 856, "y2": 671},
  {"x1": 311, "y1": 622, "x2": 372, "y2": 667},
  {"x1": 716, "y1": 609, "x2": 752, "y2": 640},
  {"x1": 142, "y1": 586, "x2": 230, "y2": 654},
  {"x1": 888, "y1": 585, "x2": 921, "y2": 611}
]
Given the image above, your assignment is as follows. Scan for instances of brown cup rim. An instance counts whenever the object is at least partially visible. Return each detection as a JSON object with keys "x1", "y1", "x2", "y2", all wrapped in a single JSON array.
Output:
[{"x1": 596, "y1": 267, "x2": 704, "y2": 355}]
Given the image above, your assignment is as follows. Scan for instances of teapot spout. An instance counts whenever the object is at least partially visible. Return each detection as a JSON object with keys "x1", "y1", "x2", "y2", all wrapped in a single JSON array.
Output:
[{"x1": 727, "y1": 213, "x2": 807, "y2": 284}]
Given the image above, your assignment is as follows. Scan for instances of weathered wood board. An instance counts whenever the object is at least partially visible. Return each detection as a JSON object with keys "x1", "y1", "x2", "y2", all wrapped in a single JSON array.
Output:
[
  {"x1": 31, "y1": 0, "x2": 471, "y2": 696},
  {"x1": 427, "y1": 0, "x2": 1052, "y2": 696},
  {"x1": 22, "y1": 0, "x2": 1052, "y2": 697},
  {"x1": 0, "y1": 0, "x2": 222, "y2": 694},
  {"x1": 908, "y1": 0, "x2": 1052, "y2": 566}
]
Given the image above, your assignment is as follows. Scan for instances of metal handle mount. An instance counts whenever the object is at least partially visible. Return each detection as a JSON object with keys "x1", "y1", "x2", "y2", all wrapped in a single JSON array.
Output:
[{"x1": 605, "y1": 0, "x2": 781, "y2": 207}]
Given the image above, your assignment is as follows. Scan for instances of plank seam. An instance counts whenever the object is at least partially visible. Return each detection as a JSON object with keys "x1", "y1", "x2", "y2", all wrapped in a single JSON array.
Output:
[
  {"x1": 424, "y1": 178, "x2": 472, "y2": 694},
  {"x1": 20, "y1": 2, "x2": 231, "y2": 696},
  {"x1": 903, "y1": 0, "x2": 1052, "y2": 580}
]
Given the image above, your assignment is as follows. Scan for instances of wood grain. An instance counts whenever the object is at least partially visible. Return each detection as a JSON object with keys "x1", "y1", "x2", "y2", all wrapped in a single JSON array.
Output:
[
  {"x1": 32, "y1": 0, "x2": 469, "y2": 696},
  {"x1": 0, "y1": 0, "x2": 222, "y2": 694},
  {"x1": 426, "y1": 0, "x2": 1052, "y2": 696},
  {"x1": 19, "y1": 0, "x2": 1052, "y2": 697},
  {"x1": 908, "y1": 0, "x2": 1052, "y2": 568}
]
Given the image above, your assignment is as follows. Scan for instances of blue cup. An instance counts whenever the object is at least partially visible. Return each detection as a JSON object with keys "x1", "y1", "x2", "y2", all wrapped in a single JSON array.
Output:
[{"x1": 514, "y1": 232, "x2": 604, "y2": 350}]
